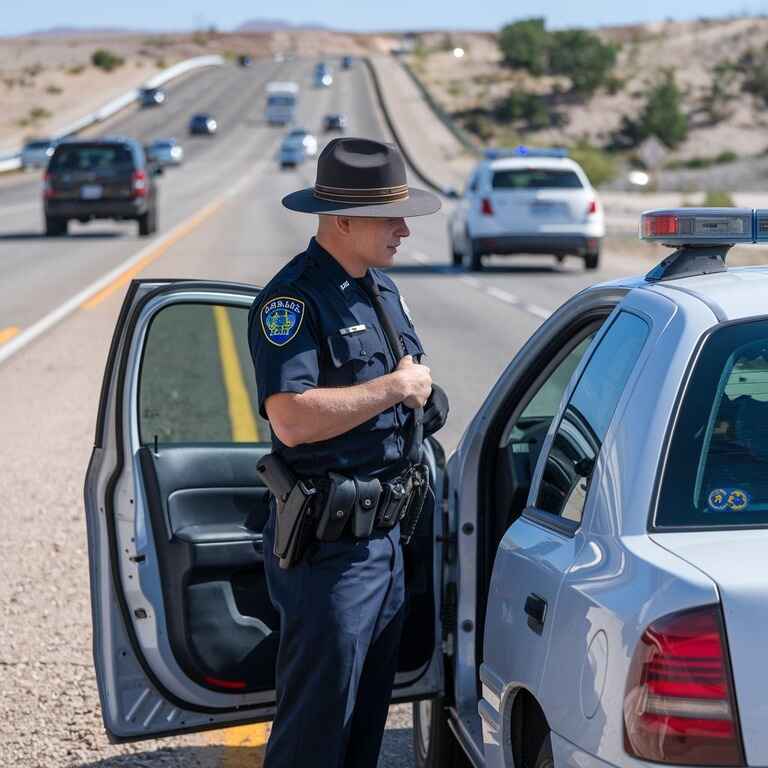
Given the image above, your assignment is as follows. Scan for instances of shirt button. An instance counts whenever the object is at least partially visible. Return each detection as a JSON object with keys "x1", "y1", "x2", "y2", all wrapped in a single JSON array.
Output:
[{"x1": 360, "y1": 350, "x2": 367, "y2": 356}]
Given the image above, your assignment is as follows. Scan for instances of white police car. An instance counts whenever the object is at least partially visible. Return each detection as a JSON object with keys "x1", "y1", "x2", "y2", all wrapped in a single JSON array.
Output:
[
  {"x1": 86, "y1": 209, "x2": 768, "y2": 768},
  {"x1": 448, "y1": 147, "x2": 605, "y2": 271}
]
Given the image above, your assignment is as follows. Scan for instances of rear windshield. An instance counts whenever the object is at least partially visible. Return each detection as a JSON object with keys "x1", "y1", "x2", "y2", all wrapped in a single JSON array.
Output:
[
  {"x1": 50, "y1": 144, "x2": 134, "y2": 172},
  {"x1": 268, "y1": 95, "x2": 295, "y2": 107},
  {"x1": 657, "y1": 319, "x2": 768, "y2": 528},
  {"x1": 492, "y1": 169, "x2": 583, "y2": 190}
]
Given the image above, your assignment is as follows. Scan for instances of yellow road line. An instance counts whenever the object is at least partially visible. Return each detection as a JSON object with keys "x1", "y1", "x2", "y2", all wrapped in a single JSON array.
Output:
[
  {"x1": 81, "y1": 196, "x2": 228, "y2": 309},
  {"x1": 0, "y1": 326, "x2": 20, "y2": 345},
  {"x1": 209, "y1": 722, "x2": 270, "y2": 767},
  {"x1": 212, "y1": 305, "x2": 260, "y2": 442}
]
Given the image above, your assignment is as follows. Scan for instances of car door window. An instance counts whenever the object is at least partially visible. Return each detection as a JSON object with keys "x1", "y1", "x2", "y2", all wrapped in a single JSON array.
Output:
[
  {"x1": 535, "y1": 312, "x2": 650, "y2": 524},
  {"x1": 139, "y1": 302, "x2": 269, "y2": 445}
]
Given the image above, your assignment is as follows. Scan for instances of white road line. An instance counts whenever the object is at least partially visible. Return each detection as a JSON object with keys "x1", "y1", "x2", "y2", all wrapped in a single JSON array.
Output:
[
  {"x1": 459, "y1": 276, "x2": 481, "y2": 288},
  {"x1": 0, "y1": 171, "x2": 254, "y2": 367},
  {"x1": 523, "y1": 304, "x2": 552, "y2": 320},
  {"x1": 485, "y1": 286, "x2": 519, "y2": 305}
]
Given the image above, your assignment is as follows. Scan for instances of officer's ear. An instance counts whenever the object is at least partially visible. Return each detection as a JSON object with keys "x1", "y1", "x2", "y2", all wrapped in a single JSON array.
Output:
[{"x1": 334, "y1": 215, "x2": 353, "y2": 236}]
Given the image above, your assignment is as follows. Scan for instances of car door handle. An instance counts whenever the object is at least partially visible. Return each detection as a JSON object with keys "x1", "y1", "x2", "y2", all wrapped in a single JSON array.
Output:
[{"x1": 525, "y1": 594, "x2": 547, "y2": 635}]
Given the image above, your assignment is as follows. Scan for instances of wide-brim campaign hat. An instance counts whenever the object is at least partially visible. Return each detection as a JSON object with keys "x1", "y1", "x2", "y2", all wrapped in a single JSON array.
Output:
[{"x1": 282, "y1": 137, "x2": 441, "y2": 217}]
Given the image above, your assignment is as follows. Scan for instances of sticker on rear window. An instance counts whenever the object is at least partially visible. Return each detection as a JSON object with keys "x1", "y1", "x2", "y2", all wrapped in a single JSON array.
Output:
[{"x1": 707, "y1": 488, "x2": 750, "y2": 513}]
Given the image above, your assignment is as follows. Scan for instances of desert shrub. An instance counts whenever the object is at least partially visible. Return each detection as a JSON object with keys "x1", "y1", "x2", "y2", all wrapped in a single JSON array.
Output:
[
  {"x1": 498, "y1": 19, "x2": 617, "y2": 96},
  {"x1": 549, "y1": 29, "x2": 618, "y2": 96},
  {"x1": 702, "y1": 60, "x2": 739, "y2": 123},
  {"x1": 17, "y1": 106, "x2": 52, "y2": 127},
  {"x1": 569, "y1": 142, "x2": 618, "y2": 186},
  {"x1": 613, "y1": 70, "x2": 688, "y2": 148},
  {"x1": 738, "y1": 45, "x2": 768, "y2": 105},
  {"x1": 66, "y1": 64, "x2": 85, "y2": 76},
  {"x1": 704, "y1": 190, "x2": 735, "y2": 206},
  {"x1": 91, "y1": 49, "x2": 124, "y2": 72},
  {"x1": 45, "y1": 84, "x2": 63, "y2": 95},
  {"x1": 495, "y1": 92, "x2": 551, "y2": 129},
  {"x1": 498, "y1": 18, "x2": 550, "y2": 75}
]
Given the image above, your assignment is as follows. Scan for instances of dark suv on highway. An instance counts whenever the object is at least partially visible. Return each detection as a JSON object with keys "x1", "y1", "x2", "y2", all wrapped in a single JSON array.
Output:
[{"x1": 44, "y1": 138, "x2": 160, "y2": 237}]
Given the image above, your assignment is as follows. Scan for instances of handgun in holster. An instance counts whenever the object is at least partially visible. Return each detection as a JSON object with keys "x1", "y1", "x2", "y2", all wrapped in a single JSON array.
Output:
[
  {"x1": 256, "y1": 453, "x2": 318, "y2": 569},
  {"x1": 399, "y1": 464, "x2": 429, "y2": 545}
]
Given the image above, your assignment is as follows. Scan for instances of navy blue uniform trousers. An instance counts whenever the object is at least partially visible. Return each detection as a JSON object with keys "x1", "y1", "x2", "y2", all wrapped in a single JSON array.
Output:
[{"x1": 262, "y1": 508, "x2": 405, "y2": 768}]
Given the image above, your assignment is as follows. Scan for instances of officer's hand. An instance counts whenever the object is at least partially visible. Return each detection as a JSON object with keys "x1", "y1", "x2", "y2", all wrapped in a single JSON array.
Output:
[{"x1": 396, "y1": 355, "x2": 432, "y2": 409}]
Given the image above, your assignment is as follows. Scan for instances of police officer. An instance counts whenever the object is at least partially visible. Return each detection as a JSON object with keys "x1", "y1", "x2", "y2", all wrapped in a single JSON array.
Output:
[{"x1": 248, "y1": 137, "x2": 445, "y2": 768}]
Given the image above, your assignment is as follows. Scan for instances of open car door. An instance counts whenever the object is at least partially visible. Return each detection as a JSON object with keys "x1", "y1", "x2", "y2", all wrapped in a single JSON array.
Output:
[{"x1": 85, "y1": 279, "x2": 444, "y2": 742}]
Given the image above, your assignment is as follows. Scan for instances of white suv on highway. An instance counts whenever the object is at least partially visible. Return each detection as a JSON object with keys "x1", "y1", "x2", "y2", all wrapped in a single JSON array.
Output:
[{"x1": 448, "y1": 148, "x2": 605, "y2": 271}]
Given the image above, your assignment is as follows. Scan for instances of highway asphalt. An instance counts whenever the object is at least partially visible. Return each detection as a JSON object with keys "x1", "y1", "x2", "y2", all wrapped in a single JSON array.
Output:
[{"x1": 0, "y1": 56, "x2": 657, "y2": 766}]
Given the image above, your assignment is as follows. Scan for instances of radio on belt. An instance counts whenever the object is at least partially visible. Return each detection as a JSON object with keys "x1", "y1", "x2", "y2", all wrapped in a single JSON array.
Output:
[{"x1": 639, "y1": 207, "x2": 768, "y2": 282}]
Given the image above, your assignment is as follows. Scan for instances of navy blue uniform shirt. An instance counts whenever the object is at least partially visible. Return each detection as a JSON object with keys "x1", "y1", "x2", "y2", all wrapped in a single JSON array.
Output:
[{"x1": 248, "y1": 237, "x2": 425, "y2": 478}]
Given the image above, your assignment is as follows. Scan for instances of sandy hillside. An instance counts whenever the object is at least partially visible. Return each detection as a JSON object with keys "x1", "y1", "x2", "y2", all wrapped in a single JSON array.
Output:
[
  {"x1": 0, "y1": 30, "x2": 395, "y2": 155},
  {"x1": 407, "y1": 18, "x2": 768, "y2": 162}
]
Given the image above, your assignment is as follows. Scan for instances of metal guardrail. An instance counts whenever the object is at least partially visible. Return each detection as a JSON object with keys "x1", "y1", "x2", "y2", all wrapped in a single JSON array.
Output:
[{"x1": 0, "y1": 55, "x2": 224, "y2": 174}]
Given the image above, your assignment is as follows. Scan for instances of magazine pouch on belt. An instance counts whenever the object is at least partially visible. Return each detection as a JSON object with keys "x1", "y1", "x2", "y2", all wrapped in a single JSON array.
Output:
[
  {"x1": 353, "y1": 477, "x2": 382, "y2": 538},
  {"x1": 316, "y1": 472, "x2": 357, "y2": 542}
]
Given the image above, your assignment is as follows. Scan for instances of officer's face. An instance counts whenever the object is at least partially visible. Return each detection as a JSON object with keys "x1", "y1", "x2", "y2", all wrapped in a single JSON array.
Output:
[{"x1": 348, "y1": 217, "x2": 410, "y2": 268}]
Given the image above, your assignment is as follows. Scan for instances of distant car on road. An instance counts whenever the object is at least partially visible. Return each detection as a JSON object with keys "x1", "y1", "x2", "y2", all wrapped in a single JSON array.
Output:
[
  {"x1": 314, "y1": 62, "x2": 333, "y2": 88},
  {"x1": 21, "y1": 138, "x2": 57, "y2": 170},
  {"x1": 279, "y1": 129, "x2": 317, "y2": 168},
  {"x1": 340, "y1": 55, "x2": 353, "y2": 70},
  {"x1": 146, "y1": 138, "x2": 183, "y2": 168},
  {"x1": 140, "y1": 87, "x2": 166, "y2": 107},
  {"x1": 323, "y1": 113, "x2": 347, "y2": 132},
  {"x1": 189, "y1": 113, "x2": 218, "y2": 136},
  {"x1": 43, "y1": 138, "x2": 159, "y2": 237},
  {"x1": 237, "y1": 54, "x2": 253, "y2": 67},
  {"x1": 265, "y1": 81, "x2": 299, "y2": 126},
  {"x1": 449, "y1": 147, "x2": 605, "y2": 271}
]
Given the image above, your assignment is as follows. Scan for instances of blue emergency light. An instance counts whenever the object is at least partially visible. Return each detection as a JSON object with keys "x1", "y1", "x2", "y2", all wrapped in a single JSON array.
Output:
[{"x1": 483, "y1": 146, "x2": 569, "y2": 160}]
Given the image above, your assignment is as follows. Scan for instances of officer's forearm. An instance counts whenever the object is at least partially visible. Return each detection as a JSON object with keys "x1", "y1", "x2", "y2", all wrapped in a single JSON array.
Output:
[{"x1": 265, "y1": 373, "x2": 408, "y2": 447}]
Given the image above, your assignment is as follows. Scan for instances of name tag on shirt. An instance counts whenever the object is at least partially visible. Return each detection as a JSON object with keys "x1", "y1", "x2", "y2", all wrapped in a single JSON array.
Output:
[{"x1": 339, "y1": 324, "x2": 367, "y2": 336}]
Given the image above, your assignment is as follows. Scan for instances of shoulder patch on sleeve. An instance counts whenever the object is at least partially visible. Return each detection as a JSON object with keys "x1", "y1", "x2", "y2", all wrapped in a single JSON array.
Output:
[{"x1": 260, "y1": 295, "x2": 306, "y2": 347}]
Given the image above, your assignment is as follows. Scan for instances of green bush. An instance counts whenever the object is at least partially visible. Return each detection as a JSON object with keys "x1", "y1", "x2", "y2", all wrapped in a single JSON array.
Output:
[
  {"x1": 91, "y1": 49, "x2": 124, "y2": 72},
  {"x1": 549, "y1": 29, "x2": 618, "y2": 96},
  {"x1": 569, "y1": 142, "x2": 618, "y2": 187},
  {"x1": 614, "y1": 70, "x2": 688, "y2": 149},
  {"x1": 704, "y1": 190, "x2": 735, "y2": 206},
  {"x1": 702, "y1": 60, "x2": 738, "y2": 123},
  {"x1": 66, "y1": 64, "x2": 85, "y2": 76},
  {"x1": 498, "y1": 19, "x2": 617, "y2": 96},
  {"x1": 498, "y1": 18, "x2": 550, "y2": 75},
  {"x1": 45, "y1": 84, "x2": 62, "y2": 95},
  {"x1": 739, "y1": 46, "x2": 768, "y2": 105},
  {"x1": 495, "y1": 92, "x2": 551, "y2": 129}
]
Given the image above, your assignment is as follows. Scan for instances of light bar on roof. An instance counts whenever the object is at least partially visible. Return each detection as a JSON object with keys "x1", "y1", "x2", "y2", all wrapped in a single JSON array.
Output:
[
  {"x1": 484, "y1": 146, "x2": 568, "y2": 160},
  {"x1": 640, "y1": 208, "x2": 755, "y2": 245}
]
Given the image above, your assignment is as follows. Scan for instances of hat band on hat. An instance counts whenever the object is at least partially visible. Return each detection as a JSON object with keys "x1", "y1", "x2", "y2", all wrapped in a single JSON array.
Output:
[{"x1": 313, "y1": 182, "x2": 410, "y2": 205}]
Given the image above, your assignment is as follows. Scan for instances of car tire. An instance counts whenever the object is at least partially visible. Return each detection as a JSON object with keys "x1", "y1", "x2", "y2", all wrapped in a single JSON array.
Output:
[
  {"x1": 138, "y1": 208, "x2": 157, "y2": 237},
  {"x1": 534, "y1": 734, "x2": 554, "y2": 768},
  {"x1": 584, "y1": 250, "x2": 600, "y2": 270},
  {"x1": 413, "y1": 697, "x2": 472, "y2": 768},
  {"x1": 466, "y1": 240, "x2": 483, "y2": 272},
  {"x1": 45, "y1": 216, "x2": 67, "y2": 237},
  {"x1": 450, "y1": 235, "x2": 463, "y2": 267}
]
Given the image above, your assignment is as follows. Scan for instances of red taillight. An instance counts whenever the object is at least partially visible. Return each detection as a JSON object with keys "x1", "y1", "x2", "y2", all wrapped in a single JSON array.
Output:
[
  {"x1": 642, "y1": 214, "x2": 679, "y2": 238},
  {"x1": 587, "y1": 199, "x2": 598, "y2": 215},
  {"x1": 43, "y1": 172, "x2": 54, "y2": 199},
  {"x1": 624, "y1": 605, "x2": 744, "y2": 766},
  {"x1": 132, "y1": 169, "x2": 147, "y2": 198},
  {"x1": 480, "y1": 197, "x2": 494, "y2": 216}
]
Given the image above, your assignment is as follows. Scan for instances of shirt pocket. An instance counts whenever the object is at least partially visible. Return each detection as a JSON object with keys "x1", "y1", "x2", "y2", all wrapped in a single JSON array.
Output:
[{"x1": 326, "y1": 326, "x2": 388, "y2": 384}]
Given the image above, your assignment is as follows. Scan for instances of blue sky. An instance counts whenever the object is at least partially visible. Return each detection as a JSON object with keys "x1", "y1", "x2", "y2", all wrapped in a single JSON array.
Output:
[{"x1": 5, "y1": 0, "x2": 768, "y2": 35}]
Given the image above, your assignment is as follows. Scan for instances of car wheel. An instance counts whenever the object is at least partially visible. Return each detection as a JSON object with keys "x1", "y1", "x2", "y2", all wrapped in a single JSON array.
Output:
[
  {"x1": 413, "y1": 697, "x2": 472, "y2": 768},
  {"x1": 45, "y1": 216, "x2": 67, "y2": 237},
  {"x1": 138, "y1": 209, "x2": 155, "y2": 237},
  {"x1": 450, "y1": 234, "x2": 463, "y2": 267},
  {"x1": 534, "y1": 734, "x2": 554, "y2": 768},
  {"x1": 466, "y1": 240, "x2": 483, "y2": 272},
  {"x1": 584, "y1": 250, "x2": 600, "y2": 270}
]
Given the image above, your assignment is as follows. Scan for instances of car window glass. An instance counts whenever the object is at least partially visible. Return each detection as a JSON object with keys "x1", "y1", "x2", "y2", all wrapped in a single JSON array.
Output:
[
  {"x1": 139, "y1": 302, "x2": 268, "y2": 445},
  {"x1": 50, "y1": 145, "x2": 133, "y2": 172},
  {"x1": 535, "y1": 312, "x2": 649, "y2": 523},
  {"x1": 657, "y1": 320, "x2": 768, "y2": 528},
  {"x1": 492, "y1": 169, "x2": 583, "y2": 190}
]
